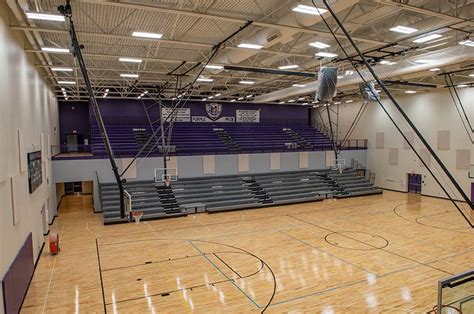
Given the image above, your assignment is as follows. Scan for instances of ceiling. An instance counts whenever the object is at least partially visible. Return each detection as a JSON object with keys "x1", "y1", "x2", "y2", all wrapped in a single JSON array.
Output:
[{"x1": 5, "y1": 0, "x2": 474, "y2": 104}]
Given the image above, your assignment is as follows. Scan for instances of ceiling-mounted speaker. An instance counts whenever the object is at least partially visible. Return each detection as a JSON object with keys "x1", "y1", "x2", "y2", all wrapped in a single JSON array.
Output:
[
  {"x1": 316, "y1": 67, "x2": 337, "y2": 103},
  {"x1": 359, "y1": 81, "x2": 380, "y2": 101}
]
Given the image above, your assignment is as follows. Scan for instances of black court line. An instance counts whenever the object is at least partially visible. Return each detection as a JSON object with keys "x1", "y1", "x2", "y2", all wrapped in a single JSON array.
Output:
[
  {"x1": 289, "y1": 214, "x2": 454, "y2": 276},
  {"x1": 213, "y1": 253, "x2": 243, "y2": 278},
  {"x1": 95, "y1": 239, "x2": 107, "y2": 314},
  {"x1": 324, "y1": 231, "x2": 389, "y2": 251},
  {"x1": 101, "y1": 254, "x2": 203, "y2": 272}
]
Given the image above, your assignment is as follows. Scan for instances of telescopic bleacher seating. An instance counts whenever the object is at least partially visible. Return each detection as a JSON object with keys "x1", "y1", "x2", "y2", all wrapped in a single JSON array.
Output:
[{"x1": 99, "y1": 168, "x2": 382, "y2": 223}]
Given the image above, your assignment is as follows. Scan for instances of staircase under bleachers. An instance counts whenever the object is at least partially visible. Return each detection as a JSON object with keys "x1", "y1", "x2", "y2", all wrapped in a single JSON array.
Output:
[
  {"x1": 99, "y1": 168, "x2": 383, "y2": 223},
  {"x1": 214, "y1": 128, "x2": 240, "y2": 153}
]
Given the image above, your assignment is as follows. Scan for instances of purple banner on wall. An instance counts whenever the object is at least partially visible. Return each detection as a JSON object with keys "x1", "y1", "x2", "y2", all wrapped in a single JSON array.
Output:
[{"x1": 87, "y1": 99, "x2": 309, "y2": 126}]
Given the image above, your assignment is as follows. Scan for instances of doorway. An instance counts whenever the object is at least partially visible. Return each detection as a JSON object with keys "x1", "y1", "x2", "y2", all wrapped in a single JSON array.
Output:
[
  {"x1": 407, "y1": 173, "x2": 422, "y2": 194},
  {"x1": 66, "y1": 134, "x2": 79, "y2": 152}
]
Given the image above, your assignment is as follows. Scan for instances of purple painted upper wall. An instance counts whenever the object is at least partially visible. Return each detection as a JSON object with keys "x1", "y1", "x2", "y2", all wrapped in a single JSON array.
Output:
[
  {"x1": 58, "y1": 101, "x2": 90, "y2": 144},
  {"x1": 90, "y1": 99, "x2": 309, "y2": 126}
]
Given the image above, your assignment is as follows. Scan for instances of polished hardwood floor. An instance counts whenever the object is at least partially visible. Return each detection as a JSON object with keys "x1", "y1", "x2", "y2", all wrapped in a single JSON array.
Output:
[{"x1": 21, "y1": 191, "x2": 474, "y2": 313}]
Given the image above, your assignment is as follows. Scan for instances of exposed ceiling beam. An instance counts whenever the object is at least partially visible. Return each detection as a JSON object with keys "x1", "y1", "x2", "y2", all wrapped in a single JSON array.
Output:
[{"x1": 74, "y1": 0, "x2": 386, "y2": 45}]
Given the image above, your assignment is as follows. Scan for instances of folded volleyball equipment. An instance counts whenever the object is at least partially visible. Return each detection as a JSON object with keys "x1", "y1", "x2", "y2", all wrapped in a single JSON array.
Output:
[
  {"x1": 359, "y1": 81, "x2": 380, "y2": 102},
  {"x1": 316, "y1": 67, "x2": 338, "y2": 102}
]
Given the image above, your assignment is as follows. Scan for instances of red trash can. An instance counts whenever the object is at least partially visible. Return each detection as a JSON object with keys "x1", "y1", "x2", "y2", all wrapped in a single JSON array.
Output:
[{"x1": 49, "y1": 233, "x2": 60, "y2": 255}]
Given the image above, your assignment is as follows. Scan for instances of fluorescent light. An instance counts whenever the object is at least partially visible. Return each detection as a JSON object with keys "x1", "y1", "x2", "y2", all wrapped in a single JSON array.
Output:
[
  {"x1": 279, "y1": 101, "x2": 285, "y2": 104},
  {"x1": 334, "y1": 101, "x2": 341, "y2": 105},
  {"x1": 237, "y1": 43, "x2": 263, "y2": 50},
  {"x1": 138, "y1": 96, "x2": 141, "y2": 99},
  {"x1": 120, "y1": 73, "x2": 139, "y2": 78},
  {"x1": 105, "y1": 89, "x2": 110, "y2": 92},
  {"x1": 292, "y1": 5, "x2": 328, "y2": 15},
  {"x1": 405, "y1": 90, "x2": 417, "y2": 94},
  {"x1": 58, "y1": 80, "x2": 75, "y2": 85},
  {"x1": 132, "y1": 31, "x2": 163, "y2": 39},
  {"x1": 288, "y1": 99, "x2": 295, "y2": 103},
  {"x1": 41, "y1": 47, "x2": 69, "y2": 53},
  {"x1": 337, "y1": 75, "x2": 344, "y2": 79},
  {"x1": 65, "y1": 97, "x2": 68, "y2": 100},
  {"x1": 238, "y1": 97, "x2": 244, "y2": 100},
  {"x1": 197, "y1": 77, "x2": 213, "y2": 82},
  {"x1": 302, "y1": 103, "x2": 309, "y2": 105},
  {"x1": 202, "y1": 98, "x2": 207, "y2": 101},
  {"x1": 214, "y1": 93, "x2": 221, "y2": 97},
  {"x1": 469, "y1": 74, "x2": 474, "y2": 77},
  {"x1": 380, "y1": 60, "x2": 396, "y2": 65},
  {"x1": 429, "y1": 68, "x2": 441, "y2": 72},
  {"x1": 61, "y1": 88, "x2": 65, "y2": 91},
  {"x1": 140, "y1": 93, "x2": 145, "y2": 97},
  {"x1": 293, "y1": 84, "x2": 306, "y2": 88},
  {"x1": 316, "y1": 52, "x2": 337, "y2": 58},
  {"x1": 459, "y1": 40, "x2": 474, "y2": 47},
  {"x1": 309, "y1": 41, "x2": 330, "y2": 49},
  {"x1": 279, "y1": 64, "x2": 299, "y2": 70},
  {"x1": 345, "y1": 100, "x2": 354, "y2": 103},
  {"x1": 246, "y1": 95, "x2": 253, "y2": 98},
  {"x1": 457, "y1": 84, "x2": 468, "y2": 88},
  {"x1": 345, "y1": 70, "x2": 354, "y2": 75},
  {"x1": 298, "y1": 97, "x2": 306, "y2": 101},
  {"x1": 51, "y1": 67, "x2": 73, "y2": 72},
  {"x1": 415, "y1": 59, "x2": 434, "y2": 64},
  {"x1": 239, "y1": 80, "x2": 255, "y2": 85},
  {"x1": 208, "y1": 96, "x2": 214, "y2": 99},
  {"x1": 390, "y1": 25, "x2": 418, "y2": 34},
  {"x1": 144, "y1": 90, "x2": 148, "y2": 94},
  {"x1": 26, "y1": 12, "x2": 65, "y2": 22},
  {"x1": 205, "y1": 64, "x2": 224, "y2": 70},
  {"x1": 119, "y1": 57, "x2": 143, "y2": 63},
  {"x1": 413, "y1": 34, "x2": 442, "y2": 43},
  {"x1": 231, "y1": 99, "x2": 236, "y2": 102}
]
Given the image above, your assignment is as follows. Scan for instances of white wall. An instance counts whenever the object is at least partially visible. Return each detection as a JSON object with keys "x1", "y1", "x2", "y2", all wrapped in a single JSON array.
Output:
[
  {"x1": 316, "y1": 88, "x2": 473, "y2": 200},
  {"x1": 0, "y1": 2, "x2": 59, "y2": 309}
]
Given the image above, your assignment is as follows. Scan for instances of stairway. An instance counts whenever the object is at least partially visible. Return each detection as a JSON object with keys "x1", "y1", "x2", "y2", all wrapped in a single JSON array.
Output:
[
  {"x1": 214, "y1": 128, "x2": 240, "y2": 153},
  {"x1": 133, "y1": 128, "x2": 155, "y2": 152},
  {"x1": 155, "y1": 185, "x2": 182, "y2": 214},
  {"x1": 283, "y1": 128, "x2": 313, "y2": 149},
  {"x1": 242, "y1": 177, "x2": 273, "y2": 204}
]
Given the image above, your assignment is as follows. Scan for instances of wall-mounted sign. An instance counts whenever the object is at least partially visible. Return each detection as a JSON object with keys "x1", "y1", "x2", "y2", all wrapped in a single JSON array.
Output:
[
  {"x1": 236, "y1": 109, "x2": 260, "y2": 123},
  {"x1": 192, "y1": 116, "x2": 235, "y2": 123},
  {"x1": 161, "y1": 107, "x2": 191, "y2": 122},
  {"x1": 27, "y1": 151, "x2": 42, "y2": 194}
]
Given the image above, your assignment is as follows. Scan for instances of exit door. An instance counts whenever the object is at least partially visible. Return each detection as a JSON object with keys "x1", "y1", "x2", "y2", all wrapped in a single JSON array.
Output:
[
  {"x1": 66, "y1": 134, "x2": 79, "y2": 152},
  {"x1": 408, "y1": 173, "x2": 422, "y2": 194}
]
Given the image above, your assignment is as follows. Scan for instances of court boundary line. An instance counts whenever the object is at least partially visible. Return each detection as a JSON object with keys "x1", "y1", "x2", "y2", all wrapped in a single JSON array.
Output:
[
  {"x1": 95, "y1": 238, "x2": 107, "y2": 314},
  {"x1": 213, "y1": 253, "x2": 243, "y2": 278}
]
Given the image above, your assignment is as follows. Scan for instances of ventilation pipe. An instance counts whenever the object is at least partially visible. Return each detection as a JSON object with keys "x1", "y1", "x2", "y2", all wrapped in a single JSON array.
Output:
[{"x1": 210, "y1": 0, "x2": 359, "y2": 71}]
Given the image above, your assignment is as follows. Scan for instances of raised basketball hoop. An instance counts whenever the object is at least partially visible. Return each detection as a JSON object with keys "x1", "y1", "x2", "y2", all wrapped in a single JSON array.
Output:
[
  {"x1": 130, "y1": 210, "x2": 144, "y2": 224},
  {"x1": 163, "y1": 178, "x2": 171, "y2": 187}
]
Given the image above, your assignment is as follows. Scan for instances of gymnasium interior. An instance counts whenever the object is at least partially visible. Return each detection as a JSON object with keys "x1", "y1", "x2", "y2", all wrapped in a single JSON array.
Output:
[{"x1": 0, "y1": 0, "x2": 473, "y2": 313}]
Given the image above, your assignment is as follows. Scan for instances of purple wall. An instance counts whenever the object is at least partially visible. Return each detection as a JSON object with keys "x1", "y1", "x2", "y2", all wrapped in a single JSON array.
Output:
[
  {"x1": 58, "y1": 101, "x2": 90, "y2": 145},
  {"x1": 2, "y1": 233, "x2": 34, "y2": 314},
  {"x1": 90, "y1": 99, "x2": 309, "y2": 126}
]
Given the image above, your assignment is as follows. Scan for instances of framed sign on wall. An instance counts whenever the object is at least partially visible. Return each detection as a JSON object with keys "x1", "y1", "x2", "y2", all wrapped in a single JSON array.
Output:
[{"x1": 27, "y1": 151, "x2": 42, "y2": 193}]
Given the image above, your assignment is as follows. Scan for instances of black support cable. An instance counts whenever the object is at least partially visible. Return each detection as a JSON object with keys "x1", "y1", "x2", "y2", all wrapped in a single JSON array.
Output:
[
  {"x1": 59, "y1": 1, "x2": 126, "y2": 218},
  {"x1": 317, "y1": 0, "x2": 474, "y2": 226},
  {"x1": 446, "y1": 74, "x2": 474, "y2": 134},
  {"x1": 444, "y1": 76, "x2": 474, "y2": 143},
  {"x1": 338, "y1": 100, "x2": 368, "y2": 152}
]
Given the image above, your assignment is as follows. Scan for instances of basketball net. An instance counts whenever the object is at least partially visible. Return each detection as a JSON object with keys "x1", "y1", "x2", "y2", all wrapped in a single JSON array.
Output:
[{"x1": 130, "y1": 210, "x2": 143, "y2": 224}]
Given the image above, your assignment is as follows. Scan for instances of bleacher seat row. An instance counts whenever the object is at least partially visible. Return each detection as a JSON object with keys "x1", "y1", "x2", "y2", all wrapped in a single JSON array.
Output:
[
  {"x1": 90, "y1": 124, "x2": 339, "y2": 157},
  {"x1": 99, "y1": 168, "x2": 382, "y2": 224}
]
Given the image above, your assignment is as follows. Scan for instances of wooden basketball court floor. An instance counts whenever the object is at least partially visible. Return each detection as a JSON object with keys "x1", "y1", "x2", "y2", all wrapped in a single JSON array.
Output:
[{"x1": 21, "y1": 191, "x2": 474, "y2": 313}]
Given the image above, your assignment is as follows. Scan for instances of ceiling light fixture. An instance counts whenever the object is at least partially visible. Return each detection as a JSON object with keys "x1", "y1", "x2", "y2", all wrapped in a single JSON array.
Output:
[
  {"x1": 197, "y1": 77, "x2": 213, "y2": 82},
  {"x1": 278, "y1": 64, "x2": 299, "y2": 70},
  {"x1": 459, "y1": 39, "x2": 474, "y2": 47},
  {"x1": 288, "y1": 99, "x2": 295, "y2": 103},
  {"x1": 237, "y1": 43, "x2": 264, "y2": 50},
  {"x1": 469, "y1": 74, "x2": 474, "y2": 77},
  {"x1": 246, "y1": 95, "x2": 253, "y2": 98},
  {"x1": 337, "y1": 75, "x2": 344, "y2": 79},
  {"x1": 379, "y1": 60, "x2": 396, "y2": 65},
  {"x1": 119, "y1": 57, "x2": 143, "y2": 63},
  {"x1": 309, "y1": 41, "x2": 330, "y2": 49},
  {"x1": 457, "y1": 84, "x2": 468, "y2": 88},
  {"x1": 205, "y1": 64, "x2": 224, "y2": 70},
  {"x1": 132, "y1": 31, "x2": 163, "y2": 39},
  {"x1": 413, "y1": 34, "x2": 442, "y2": 43},
  {"x1": 345, "y1": 100, "x2": 354, "y2": 103},
  {"x1": 238, "y1": 97, "x2": 244, "y2": 100},
  {"x1": 316, "y1": 52, "x2": 337, "y2": 58},
  {"x1": 105, "y1": 89, "x2": 110, "y2": 92},
  {"x1": 415, "y1": 59, "x2": 434, "y2": 64},
  {"x1": 144, "y1": 90, "x2": 148, "y2": 94},
  {"x1": 26, "y1": 12, "x2": 65, "y2": 22},
  {"x1": 429, "y1": 68, "x2": 441, "y2": 72},
  {"x1": 41, "y1": 47, "x2": 70, "y2": 53},
  {"x1": 390, "y1": 25, "x2": 418, "y2": 34},
  {"x1": 120, "y1": 73, "x2": 139, "y2": 78},
  {"x1": 239, "y1": 80, "x2": 255, "y2": 85},
  {"x1": 292, "y1": 5, "x2": 328, "y2": 15},
  {"x1": 292, "y1": 84, "x2": 306, "y2": 88},
  {"x1": 231, "y1": 99, "x2": 236, "y2": 102},
  {"x1": 405, "y1": 90, "x2": 417, "y2": 94},
  {"x1": 58, "y1": 80, "x2": 75, "y2": 85},
  {"x1": 51, "y1": 67, "x2": 73, "y2": 72},
  {"x1": 215, "y1": 93, "x2": 221, "y2": 97}
]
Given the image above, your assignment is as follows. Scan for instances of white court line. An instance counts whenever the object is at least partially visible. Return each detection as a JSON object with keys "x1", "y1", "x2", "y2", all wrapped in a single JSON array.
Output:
[{"x1": 41, "y1": 223, "x2": 65, "y2": 314}]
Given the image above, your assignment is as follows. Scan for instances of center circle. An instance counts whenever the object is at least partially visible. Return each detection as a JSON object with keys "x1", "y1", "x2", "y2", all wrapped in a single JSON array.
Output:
[{"x1": 324, "y1": 231, "x2": 389, "y2": 250}]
